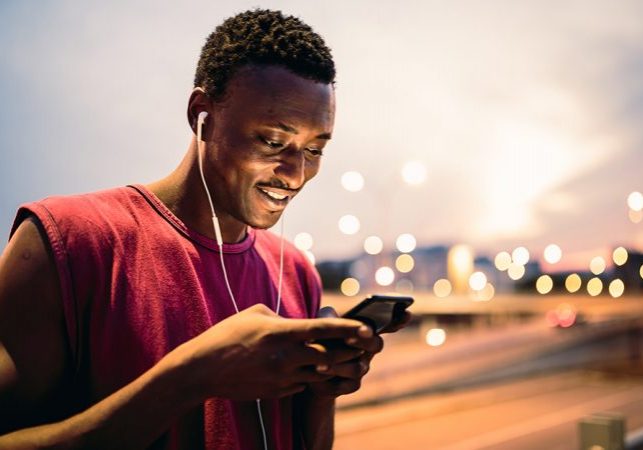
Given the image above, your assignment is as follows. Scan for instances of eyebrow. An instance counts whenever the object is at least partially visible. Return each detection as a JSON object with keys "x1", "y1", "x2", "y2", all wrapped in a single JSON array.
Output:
[{"x1": 271, "y1": 122, "x2": 332, "y2": 140}]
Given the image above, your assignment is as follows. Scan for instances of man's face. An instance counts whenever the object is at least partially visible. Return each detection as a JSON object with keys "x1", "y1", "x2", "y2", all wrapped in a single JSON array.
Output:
[{"x1": 204, "y1": 64, "x2": 336, "y2": 230}]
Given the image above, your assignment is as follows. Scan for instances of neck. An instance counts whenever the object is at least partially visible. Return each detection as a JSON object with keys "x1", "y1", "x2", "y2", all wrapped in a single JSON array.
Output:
[{"x1": 146, "y1": 137, "x2": 248, "y2": 243}]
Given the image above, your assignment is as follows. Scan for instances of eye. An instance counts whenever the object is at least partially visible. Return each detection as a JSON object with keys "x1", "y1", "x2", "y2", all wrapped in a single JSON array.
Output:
[
  {"x1": 305, "y1": 147, "x2": 324, "y2": 157},
  {"x1": 261, "y1": 137, "x2": 285, "y2": 150}
]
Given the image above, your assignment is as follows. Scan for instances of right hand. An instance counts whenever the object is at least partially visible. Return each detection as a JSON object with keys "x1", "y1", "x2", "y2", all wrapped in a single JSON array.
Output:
[{"x1": 165, "y1": 304, "x2": 367, "y2": 401}]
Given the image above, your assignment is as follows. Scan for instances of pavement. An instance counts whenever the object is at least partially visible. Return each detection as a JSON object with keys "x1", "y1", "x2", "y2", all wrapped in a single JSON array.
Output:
[{"x1": 321, "y1": 293, "x2": 643, "y2": 449}]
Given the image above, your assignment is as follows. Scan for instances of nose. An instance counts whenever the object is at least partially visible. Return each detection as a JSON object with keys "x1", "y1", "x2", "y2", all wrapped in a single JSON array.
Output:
[{"x1": 276, "y1": 149, "x2": 306, "y2": 190}]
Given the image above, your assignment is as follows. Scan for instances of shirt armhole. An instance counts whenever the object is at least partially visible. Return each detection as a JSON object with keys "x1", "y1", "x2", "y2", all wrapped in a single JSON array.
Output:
[{"x1": 11, "y1": 205, "x2": 79, "y2": 370}]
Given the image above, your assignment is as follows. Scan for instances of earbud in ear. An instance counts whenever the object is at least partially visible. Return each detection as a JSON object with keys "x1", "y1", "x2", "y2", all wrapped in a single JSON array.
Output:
[{"x1": 197, "y1": 111, "x2": 209, "y2": 141}]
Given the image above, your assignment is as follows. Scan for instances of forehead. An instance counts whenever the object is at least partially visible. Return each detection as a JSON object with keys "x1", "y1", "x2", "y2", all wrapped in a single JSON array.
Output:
[{"x1": 218, "y1": 65, "x2": 336, "y2": 130}]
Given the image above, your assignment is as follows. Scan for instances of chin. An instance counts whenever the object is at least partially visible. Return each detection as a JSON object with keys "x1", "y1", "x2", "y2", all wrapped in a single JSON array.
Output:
[{"x1": 247, "y1": 212, "x2": 283, "y2": 230}]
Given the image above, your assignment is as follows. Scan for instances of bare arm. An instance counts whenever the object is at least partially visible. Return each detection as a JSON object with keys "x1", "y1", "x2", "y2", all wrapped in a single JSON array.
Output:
[
  {"x1": 0, "y1": 219, "x2": 368, "y2": 449},
  {"x1": 0, "y1": 217, "x2": 70, "y2": 432},
  {"x1": 0, "y1": 218, "x2": 201, "y2": 449},
  {"x1": 295, "y1": 392, "x2": 335, "y2": 450}
]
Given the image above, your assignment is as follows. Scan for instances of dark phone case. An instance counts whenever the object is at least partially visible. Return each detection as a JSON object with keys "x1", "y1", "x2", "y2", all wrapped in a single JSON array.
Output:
[
  {"x1": 317, "y1": 295, "x2": 414, "y2": 349},
  {"x1": 343, "y1": 295, "x2": 413, "y2": 332}
]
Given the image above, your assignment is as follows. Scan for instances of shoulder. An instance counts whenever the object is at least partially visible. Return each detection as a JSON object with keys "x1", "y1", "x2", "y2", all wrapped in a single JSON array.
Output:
[
  {"x1": 12, "y1": 186, "x2": 148, "y2": 247},
  {"x1": 33, "y1": 186, "x2": 143, "y2": 223}
]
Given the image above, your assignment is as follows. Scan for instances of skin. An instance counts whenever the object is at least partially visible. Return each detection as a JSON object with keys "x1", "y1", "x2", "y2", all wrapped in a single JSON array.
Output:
[{"x1": 0, "y1": 64, "x2": 410, "y2": 449}]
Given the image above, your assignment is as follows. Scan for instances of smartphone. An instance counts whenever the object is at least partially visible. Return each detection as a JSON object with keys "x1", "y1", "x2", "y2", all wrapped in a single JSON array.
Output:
[
  {"x1": 317, "y1": 295, "x2": 414, "y2": 350},
  {"x1": 341, "y1": 294, "x2": 414, "y2": 333}
]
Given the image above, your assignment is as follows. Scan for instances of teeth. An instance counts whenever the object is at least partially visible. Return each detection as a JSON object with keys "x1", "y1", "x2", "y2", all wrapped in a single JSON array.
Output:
[{"x1": 260, "y1": 188, "x2": 287, "y2": 200}]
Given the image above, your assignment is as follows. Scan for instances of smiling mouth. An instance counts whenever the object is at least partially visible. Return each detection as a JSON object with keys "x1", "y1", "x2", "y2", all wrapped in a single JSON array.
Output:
[
  {"x1": 256, "y1": 186, "x2": 293, "y2": 208},
  {"x1": 259, "y1": 188, "x2": 288, "y2": 201}
]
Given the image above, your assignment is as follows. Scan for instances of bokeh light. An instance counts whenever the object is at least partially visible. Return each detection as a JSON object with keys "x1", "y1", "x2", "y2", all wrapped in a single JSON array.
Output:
[
  {"x1": 425, "y1": 328, "x2": 446, "y2": 347},
  {"x1": 433, "y1": 279, "x2": 452, "y2": 298},
  {"x1": 375, "y1": 266, "x2": 395, "y2": 286},
  {"x1": 640, "y1": 264, "x2": 643, "y2": 279},
  {"x1": 395, "y1": 254, "x2": 415, "y2": 273},
  {"x1": 543, "y1": 244, "x2": 562, "y2": 264},
  {"x1": 536, "y1": 275, "x2": 553, "y2": 294},
  {"x1": 587, "y1": 277, "x2": 603, "y2": 296},
  {"x1": 481, "y1": 283, "x2": 495, "y2": 301},
  {"x1": 363, "y1": 235, "x2": 384, "y2": 255},
  {"x1": 396, "y1": 233, "x2": 417, "y2": 253},
  {"x1": 341, "y1": 171, "x2": 365, "y2": 192},
  {"x1": 545, "y1": 310, "x2": 559, "y2": 327},
  {"x1": 293, "y1": 232, "x2": 314, "y2": 251},
  {"x1": 512, "y1": 247, "x2": 530, "y2": 265},
  {"x1": 507, "y1": 263, "x2": 526, "y2": 280},
  {"x1": 468, "y1": 271, "x2": 487, "y2": 291},
  {"x1": 340, "y1": 278, "x2": 360, "y2": 296},
  {"x1": 304, "y1": 250, "x2": 315, "y2": 266},
  {"x1": 396, "y1": 279, "x2": 414, "y2": 293},
  {"x1": 613, "y1": 247, "x2": 628, "y2": 266},
  {"x1": 608, "y1": 279, "x2": 624, "y2": 298},
  {"x1": 473, "y1": 283, "x2": 495, "y2": 302},
  {"x1": 401, "y1": 161, "x2": 427, "y2": 186},
  {"x1": 338, "y1": 214, "x2": 360, "y2": 235},
  {"x1": 494, "y1": 251, "x2": 512, "y2": 271},
  {"x1": 565, "y1": 273, "x2": 582, "y2": 293},
  {"x1": 627, "y1": 191, "x2": 643, "y2": 211},
  {"x1": 589, "y1": 256, "x2": 606, "y2": 275},
  {"x1": 630, "y1": 209, "x2": 643, "y2": 224},
  {"x1": 556, "y1": 303, "x2": 577, "y2": 328}
]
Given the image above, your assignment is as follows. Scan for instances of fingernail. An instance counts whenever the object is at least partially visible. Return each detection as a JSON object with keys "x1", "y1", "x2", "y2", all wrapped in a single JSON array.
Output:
[
  {"x1": 316, "y1": 364, "x2": 329, "y2": 372},
  {"x1": 358, "y1": 325, "x2": 373, "y2": 338}
]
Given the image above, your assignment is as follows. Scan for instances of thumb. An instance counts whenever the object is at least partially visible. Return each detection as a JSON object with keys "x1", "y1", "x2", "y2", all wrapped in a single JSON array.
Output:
[{"x1": 317, "y1": 306, "x2": 339, "y2": 319}]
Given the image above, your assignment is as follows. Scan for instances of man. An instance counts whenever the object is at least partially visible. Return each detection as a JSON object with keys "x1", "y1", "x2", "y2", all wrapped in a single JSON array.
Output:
[{"x1": 0, "y1": 10, "x2": 408, "y2": 450}]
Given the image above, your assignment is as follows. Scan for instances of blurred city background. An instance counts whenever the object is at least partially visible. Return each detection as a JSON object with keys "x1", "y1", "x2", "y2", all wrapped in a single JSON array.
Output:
[{"x1": 1, "y1": 1, "x2": 642, "y2": 448}]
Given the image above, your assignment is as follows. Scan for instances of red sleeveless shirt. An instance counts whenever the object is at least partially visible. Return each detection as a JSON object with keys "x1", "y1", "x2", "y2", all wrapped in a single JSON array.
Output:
[{"x1": 11, "y1": 184, "x2": 321, "y2": 449}]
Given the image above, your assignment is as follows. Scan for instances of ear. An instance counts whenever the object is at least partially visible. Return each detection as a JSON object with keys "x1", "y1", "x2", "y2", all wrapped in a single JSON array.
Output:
[{"x1": 187, "y1": 87, "x2": 212, "y2": 138}]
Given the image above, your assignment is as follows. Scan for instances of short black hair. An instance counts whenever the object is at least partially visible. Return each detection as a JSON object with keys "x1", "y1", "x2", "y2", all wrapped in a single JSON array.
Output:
[{"x1": 194, "y1": 9, "x2": 336, "y2": 101}]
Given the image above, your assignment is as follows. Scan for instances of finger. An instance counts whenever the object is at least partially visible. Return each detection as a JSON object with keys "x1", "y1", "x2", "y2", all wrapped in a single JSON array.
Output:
[
  {"x1": 321, "y1": 346, "x2": 365, "y2": 365},
  {"x1": 317, "y1": 306, "x2": 339, "y2": 318},
  {"x1": 308, "y1": 340, "x2": 363, "y2": 359},
  {"x1": 314, "y1": 377, "x2": 362, "y2": 397},
  {"x1": 274, "y1": 383, "x2": 308, "y2": 398},
  {"x1": 293, "y1": 367, "x2": 337, "y2": 384},
  {"x1": 343, "y1": 334, "x2": 384, "y2": 354},
  {"x1": 285, "y1": 341, "x2": 363, "y2": 369},
  {"x1": 285, "y1": 342, "x2": 331, "y2": 368},
  {"x1": 286, "y1": 317, "x2": 371, "y2": 342},
  {"x1": 333, "y1": 378, "x2": 362, "y2": 395},
  {"x1": 318, "y1": 358, "x2": 370, "y2": 380}
]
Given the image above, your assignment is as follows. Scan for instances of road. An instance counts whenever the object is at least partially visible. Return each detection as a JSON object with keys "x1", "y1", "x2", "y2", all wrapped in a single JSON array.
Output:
[
  {"x1": 322, "y1": 294, "x2": 643, "y2": 449},
  {"x1": 335, "y1": 369, "x2": 643, "y2": 449}
]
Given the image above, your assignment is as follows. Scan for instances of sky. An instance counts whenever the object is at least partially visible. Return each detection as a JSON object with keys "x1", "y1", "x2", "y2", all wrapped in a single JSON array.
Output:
[{"x1": 1, "y1": 0, "x2": 642, "y2": 270}]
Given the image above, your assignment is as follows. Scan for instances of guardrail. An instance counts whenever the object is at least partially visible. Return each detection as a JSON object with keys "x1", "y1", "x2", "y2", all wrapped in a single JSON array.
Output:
[{"x1": 579, "y1": 413, "x2": 643, "y2": 450}]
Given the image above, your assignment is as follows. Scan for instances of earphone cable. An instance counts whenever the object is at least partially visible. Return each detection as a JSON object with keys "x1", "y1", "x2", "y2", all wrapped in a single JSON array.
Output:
[{"x1": 197, "y1": 125, "x2": 287, "y2": 450}]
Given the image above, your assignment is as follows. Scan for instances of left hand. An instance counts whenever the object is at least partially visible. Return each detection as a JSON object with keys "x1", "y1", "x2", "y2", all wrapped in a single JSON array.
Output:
[{"x1": 305, "y1": 307, "x2": 386, "y2": 397}]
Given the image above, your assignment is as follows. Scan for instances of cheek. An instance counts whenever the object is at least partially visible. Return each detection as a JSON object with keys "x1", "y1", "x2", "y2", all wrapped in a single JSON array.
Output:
[{"x1": 304, "y1": 160, "x2": 321, "y2": 182}]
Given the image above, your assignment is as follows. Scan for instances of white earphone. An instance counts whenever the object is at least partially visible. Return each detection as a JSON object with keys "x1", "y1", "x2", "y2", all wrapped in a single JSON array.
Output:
[
  {"x1": 196, "y1": 111, "x2": 224, "y2": 246},
  {"x1": 195, "y1": 109, "x2": 286, "y2": 450}
]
